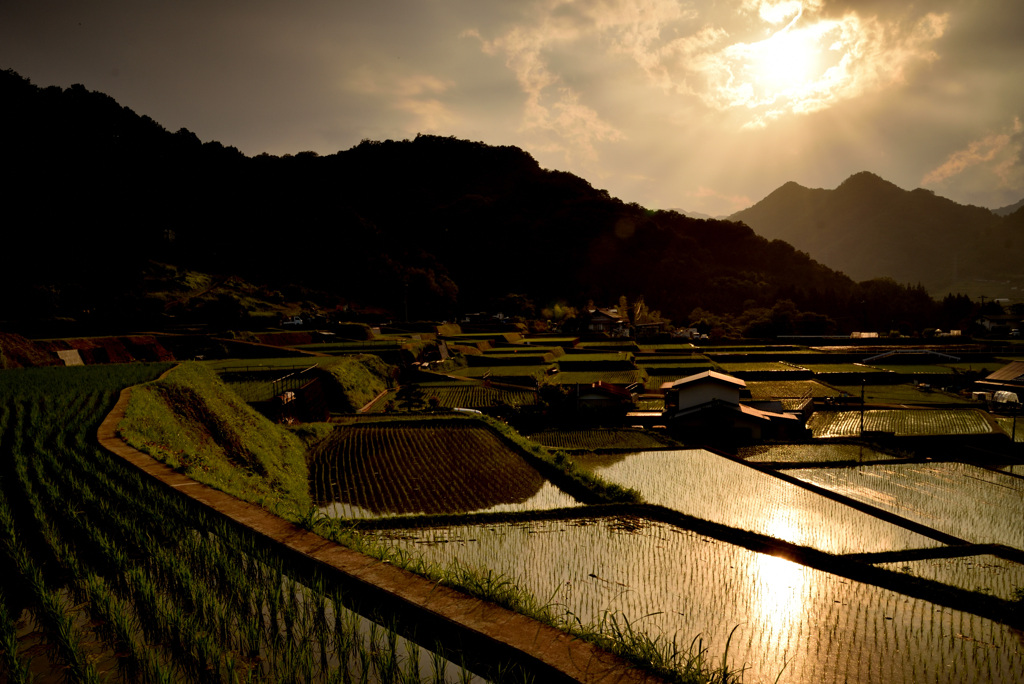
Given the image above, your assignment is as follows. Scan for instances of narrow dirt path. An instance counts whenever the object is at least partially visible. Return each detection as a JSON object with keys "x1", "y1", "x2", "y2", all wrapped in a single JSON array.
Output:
[{"x1": 97, "y1": 386, "x2": 665, "y2": 684}]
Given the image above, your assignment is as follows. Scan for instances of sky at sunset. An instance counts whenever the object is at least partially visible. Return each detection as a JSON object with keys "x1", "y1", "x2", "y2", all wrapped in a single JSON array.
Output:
[{"x1": 3, "y1": 0, "x2": 1023, "y2": 216}]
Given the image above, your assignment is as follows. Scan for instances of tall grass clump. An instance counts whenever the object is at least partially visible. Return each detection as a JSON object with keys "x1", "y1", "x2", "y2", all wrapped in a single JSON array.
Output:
[
  {"x1": 590, "y1": 614, "x2": 747, "y2": 684},
  {"x1": 117, "y1": 362, "x2": 312, "y2": 516}
]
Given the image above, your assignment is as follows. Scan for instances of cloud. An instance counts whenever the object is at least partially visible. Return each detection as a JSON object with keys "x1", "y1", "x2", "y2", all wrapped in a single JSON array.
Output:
[
  {"x1": 696, "y1": 7, "x2": 949, "y2": 127},
  {"x1": 922, "y1": 117, "x2": 1024, "y2": 191},
  {"x1": 346, "y1": 69, "x2": 459, "y2": 133},
  {"x1": 466, "y1": 4, "x2": 625, "y2": 162},
  {"x1": 470, "y1": 0, "x2": 949, "y2": 149}
]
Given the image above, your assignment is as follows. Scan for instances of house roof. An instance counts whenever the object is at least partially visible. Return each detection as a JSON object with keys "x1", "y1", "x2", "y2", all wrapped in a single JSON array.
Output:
[
  {"x1": 739, "y1": 403, "x2": 800, "y2": 422},
  {"x1": 583, "y1": 380, "x2": 634, "y2": 399},
  {"x1": 588, "y1": 308, "x2": 627, "y2": 321},
  {"x1": 660, "y1": 370, "x2": 746, "y2": 391},
  {"x1": 668, "y1": 400, "x2": 800, "y2": 424},
  {"x1": 985, "y1": 361, "x2": 1024, "y2": 384}
]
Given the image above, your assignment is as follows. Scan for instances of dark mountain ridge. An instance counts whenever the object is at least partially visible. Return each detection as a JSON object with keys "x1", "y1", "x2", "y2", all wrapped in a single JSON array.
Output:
[
  {"x1": 994, "y1": 197, "x2": 1024, "y2": 216},
  {"x1": 729, "y1": 172, "x2": 1024, "y2": 295},
  {"x1": 0, "y1": 68, "x2": 950, "y2": 334}
]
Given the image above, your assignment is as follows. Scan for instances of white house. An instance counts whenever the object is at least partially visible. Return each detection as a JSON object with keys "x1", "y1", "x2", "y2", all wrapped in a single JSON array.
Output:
[
  {"x1": 661, "y1": 370, "x2": 745, "y2": 411},
  {"x1": 661, "y1": 370, "x2": 805, "y2": 441}
]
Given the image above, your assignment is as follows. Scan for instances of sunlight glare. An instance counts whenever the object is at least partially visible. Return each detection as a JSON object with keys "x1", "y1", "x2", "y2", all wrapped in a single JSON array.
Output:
[
  {"x1": 751, "y1": 552, "x2": 808, "y2": 630},
  {"x1": 749, "y1": 27, "x2": 819, "y2": 94}
]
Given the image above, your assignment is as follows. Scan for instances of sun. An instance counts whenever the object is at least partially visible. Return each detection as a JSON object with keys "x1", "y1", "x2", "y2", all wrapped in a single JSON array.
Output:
[{"x1": 748, "y1": 27, "x2": 820, "y2": 95}]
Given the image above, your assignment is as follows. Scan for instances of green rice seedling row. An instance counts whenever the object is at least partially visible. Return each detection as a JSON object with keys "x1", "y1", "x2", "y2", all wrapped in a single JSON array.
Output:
[
  {"x1": 717, "y1": 362, "x2": 807, "y2": 373},
  {"x1": 993, "y1": 415, "x2": 1023, "y2": 442},
  {"x1": 549, "y1": 370, "x2": 646, "y2": 385},
  {"x1": 376, "y1": 516, "x2": 1024, "y2": 684},
  {"x1": 871, "y1": 364, "x2": 956, "y2": 375},
  {"x1": 636, "y1": 343, "x2": 696, "y2": 351},
  {"x1": 450, "y1": 365, "x2": 550, "y2": 380},
  {"x1": 420, "y1": 384, "x2": 538, "y2": 409},
  {"x1": 739, "y1": 443, "x2": 899, "y2": 465},
  {"x1": 310, "y1": 422, "x2": 579, "y2": 518},
  {"x1": 831, "y1": 383, "x2": 970, "y2": 405},
  {"x1": 572, "y1": 449, "x2": 942, "y2": 554},
  {"x1": 745, "y1": 380, "x2": 840, "y2": 400},
  {"x1": 801, "y1": 363, "x2": 892, "y2": 373},
  {"x1": 527, "y1": 428, "x2": 675, "y2": 452},
  {"x1": 786, "y1": 462, "x2": 1024, "y2": 550},
  {"x1": 808, "y1": 409, "x2": 994, "y2": 437}
]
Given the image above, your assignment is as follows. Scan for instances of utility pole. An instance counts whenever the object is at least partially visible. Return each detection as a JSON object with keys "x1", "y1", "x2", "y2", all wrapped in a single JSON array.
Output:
[{"x1": 860, "y1": 378, "x2": 866, "y2": 436}]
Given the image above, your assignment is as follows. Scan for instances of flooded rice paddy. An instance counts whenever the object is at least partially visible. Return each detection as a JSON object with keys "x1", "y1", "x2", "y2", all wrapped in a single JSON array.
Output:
[
  {"x1": 739, "y1": 443, "x2": 899, "y2": 465},
  {"x1": 786, "y1": 461, "x2": 1024, "y2": 549},
  {"x1": 808, "y1": 409, "x2": 993, "y2": 438},
  {"x1": 324, "y1": 430, "x2": 1024, "y2": 681},
  {"x1": 875, "y1": 555, "x2": 1024, "y2": 602},
  {"x1": 572, "y1": 449, "x2": 942, "y2": 554},
  {"x1": 378, "y1": 517, "x2": 1024, "y2": 684},
  {"x1": 319, "y1": 481, "x2": 580, "y2": 519}
]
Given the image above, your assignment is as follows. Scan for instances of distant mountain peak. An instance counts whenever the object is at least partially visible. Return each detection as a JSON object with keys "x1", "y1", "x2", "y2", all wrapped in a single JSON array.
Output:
[
  {"x1": 836, "y1": 171, "x2": 901, "y2": 193},
  {"x1": 728, "y1": 170, "x2": 1021, "y2": 292}
]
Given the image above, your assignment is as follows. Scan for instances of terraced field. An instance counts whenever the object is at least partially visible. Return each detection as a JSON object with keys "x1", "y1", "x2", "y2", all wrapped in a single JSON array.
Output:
[
  {"x1": 808, "y1": 409, "x2": 994, "y2": 437},
  {"x1": 310, "y1": 421, "x2": 579, "y2": 518}
]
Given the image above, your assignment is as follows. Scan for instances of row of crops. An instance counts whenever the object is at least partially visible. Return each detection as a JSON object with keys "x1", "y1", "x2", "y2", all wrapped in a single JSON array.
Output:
[
  {"x1": 526, "y1": 428, "x2": 678, "y2": 452},
  {"x1": 412, "y1": 384, "x2": 538, "y2": 410},
  {"x1": 808, "y1": 409, "x2": 995, "y2": 438},
  {"x1": 310, "y1": 422, "x2": 580, "y2": 518},
  {"x1": 0, "y1": 366, "x2": 499, "y2": 683}
]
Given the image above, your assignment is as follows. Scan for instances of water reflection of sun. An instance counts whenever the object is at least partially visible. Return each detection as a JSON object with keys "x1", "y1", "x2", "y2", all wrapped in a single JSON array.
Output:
[
  {"x1": 751, "y1": 553, "x2": 807, "y2": 629},
  {"x1": 750, "y1": 512, "x2": 810, "y2": 645}
]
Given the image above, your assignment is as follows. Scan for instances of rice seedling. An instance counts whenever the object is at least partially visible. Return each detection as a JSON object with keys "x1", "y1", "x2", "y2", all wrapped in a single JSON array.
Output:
[
  {"x1": 808, "y1": 409, "x2": 994, "y2": 438},
  {"x1": 0, "y1": 592, "x2": 34, "y2": 684},
  {"x1": 310, "y1": 421, "x2": 581, "y2": 519}
]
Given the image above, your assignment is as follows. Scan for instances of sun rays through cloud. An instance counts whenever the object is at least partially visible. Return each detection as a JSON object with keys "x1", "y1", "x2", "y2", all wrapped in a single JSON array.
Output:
[{"x1": 472, "y1": 1, "x2": 949, "y2": 140}]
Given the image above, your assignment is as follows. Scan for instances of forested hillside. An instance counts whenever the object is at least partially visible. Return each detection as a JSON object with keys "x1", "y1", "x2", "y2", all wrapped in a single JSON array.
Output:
[{"x1": 0, "y1": 68, "x2": 955, "y2": 334}]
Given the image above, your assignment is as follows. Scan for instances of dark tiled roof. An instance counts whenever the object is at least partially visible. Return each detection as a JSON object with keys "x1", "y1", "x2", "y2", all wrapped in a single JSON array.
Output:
[{"x1": 986, "y1": 361, "x2": 1024, "y2": 384}]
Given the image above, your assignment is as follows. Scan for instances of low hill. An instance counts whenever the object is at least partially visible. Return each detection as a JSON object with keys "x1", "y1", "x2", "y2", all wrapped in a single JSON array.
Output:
[
  {"x1": 0, "y1": 68, "x2": 945, "y2": 334},
  {"x1": 729, "y1": 172, "x2": 1024, "y2": 296}
]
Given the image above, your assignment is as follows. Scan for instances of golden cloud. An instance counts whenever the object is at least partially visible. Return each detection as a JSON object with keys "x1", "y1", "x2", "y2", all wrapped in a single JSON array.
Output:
[{"x1": 922, "y1": 117, "x2": 1024, "y2": 189}]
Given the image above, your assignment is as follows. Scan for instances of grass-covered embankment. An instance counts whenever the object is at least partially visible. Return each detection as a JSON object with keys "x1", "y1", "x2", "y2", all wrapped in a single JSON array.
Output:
[
  {"x1": 117, "y1": 362, "x2": 311, "y2": 516},
  {"x1": 318, "y1": 353, "x2": 394, "y2": 412}
]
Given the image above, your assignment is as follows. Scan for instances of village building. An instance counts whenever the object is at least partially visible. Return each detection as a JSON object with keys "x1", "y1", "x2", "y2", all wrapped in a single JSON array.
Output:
[
  {"x1": 661, "y1": 370, "x2": 806, "y2": 441},
  {"x1": 583, "y1": 308, "x2": 630, "y2": 337},
  {"x1": 974, "y1": 361, "x2": 1024, "y2": 405},
  {"x1": 575, "y1": 380, "x2": 637, "y2": 419},
  {"x1": 976, "y1": 314, "x2": 1023, "y2": 335}
]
